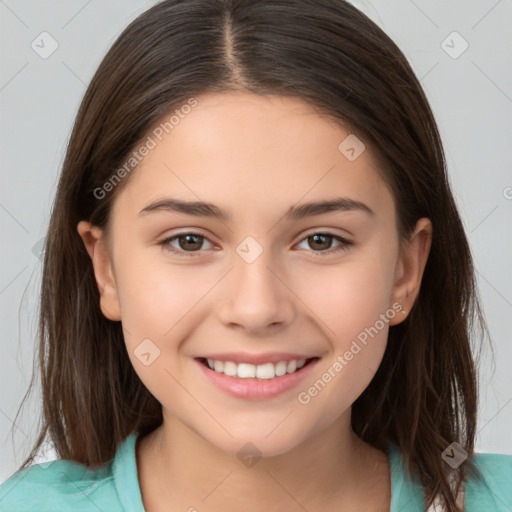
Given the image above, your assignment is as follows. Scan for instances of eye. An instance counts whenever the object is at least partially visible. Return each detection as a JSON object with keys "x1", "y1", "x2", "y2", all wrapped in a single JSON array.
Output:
[
  {"x1": 159, "y1": 231, "x2": 215, "y2": 257},
  {"x1": 158, "y1": 230, "x2": 353, "y2": 258},
  {"x1": 296, "y1": 231, "x2": 353, "y2": 256}
]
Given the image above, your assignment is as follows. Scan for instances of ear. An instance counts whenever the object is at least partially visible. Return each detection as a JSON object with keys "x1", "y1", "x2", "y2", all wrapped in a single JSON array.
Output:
[
  {"x1": 388, "y1": 217, "x2": 432, "y2": 326},
  {"x1": 77, "y1": 221, "x2": 122, "y2": 321}
]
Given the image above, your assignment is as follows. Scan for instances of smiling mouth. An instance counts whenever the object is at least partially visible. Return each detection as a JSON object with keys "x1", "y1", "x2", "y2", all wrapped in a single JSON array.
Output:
[{"x1": 196, "y1": 357, "x2": 319, "y2": 380}]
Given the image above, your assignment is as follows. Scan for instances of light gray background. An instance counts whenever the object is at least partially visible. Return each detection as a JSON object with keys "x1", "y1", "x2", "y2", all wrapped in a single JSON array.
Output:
[{"x1": 1, "y1": 0, "x2": 511, "y2": 483}]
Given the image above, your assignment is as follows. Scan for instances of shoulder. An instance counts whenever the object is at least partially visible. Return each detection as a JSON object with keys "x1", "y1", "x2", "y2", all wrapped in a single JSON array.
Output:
[
  {"x1": 465, "y1": 451, "x2": 512, "y2": 511},
  {"x1": 387, "y1": 443, "x2": 512, "y2": 512},
  {"x1": 471, "y1": 450, "x2": 512, "y2": 473},
  {"x1": 0, "y1": 458, "x2": 123, "y2": 512}
]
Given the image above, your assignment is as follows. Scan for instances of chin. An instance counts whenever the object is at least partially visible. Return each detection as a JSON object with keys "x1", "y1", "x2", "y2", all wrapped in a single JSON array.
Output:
[{"x1": 202, "y1": 427, "x2": 310, "y2": 461}]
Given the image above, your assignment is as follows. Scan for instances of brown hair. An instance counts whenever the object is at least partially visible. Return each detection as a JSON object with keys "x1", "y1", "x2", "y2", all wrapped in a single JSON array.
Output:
[{"x1": 12, "y1": 1, "x2": 491, "y2": 510}]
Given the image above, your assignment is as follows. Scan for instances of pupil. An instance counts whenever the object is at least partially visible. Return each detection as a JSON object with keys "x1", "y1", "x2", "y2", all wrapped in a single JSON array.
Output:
[
  {"x1": 310, "y1": 234, "x2": 331, "y2": 251},
  {"x1": 180, "y1": 234, "x2": 202, "y2": 250}
]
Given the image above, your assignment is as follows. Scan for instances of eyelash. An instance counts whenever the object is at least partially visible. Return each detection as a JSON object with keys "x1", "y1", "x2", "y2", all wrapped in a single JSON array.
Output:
[{"x1": 158, "y1": 230, "x2": 353, "y2": 258}]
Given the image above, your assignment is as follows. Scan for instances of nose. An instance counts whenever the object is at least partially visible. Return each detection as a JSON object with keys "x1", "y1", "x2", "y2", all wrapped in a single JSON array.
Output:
[{"x1": 217, "y1": 248, "x2": 295, "y2": 335}]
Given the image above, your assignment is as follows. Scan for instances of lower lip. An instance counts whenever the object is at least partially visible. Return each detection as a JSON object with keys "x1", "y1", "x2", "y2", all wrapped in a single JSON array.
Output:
[{"x1": 195, "y1": 358, "x2": 319, "y2": 400}]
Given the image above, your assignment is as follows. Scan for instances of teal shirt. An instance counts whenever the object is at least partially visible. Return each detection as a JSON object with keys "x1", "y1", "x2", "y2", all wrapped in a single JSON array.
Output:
[{"x1": 1, "y1": 432, "x2": 511, "y2": 511}]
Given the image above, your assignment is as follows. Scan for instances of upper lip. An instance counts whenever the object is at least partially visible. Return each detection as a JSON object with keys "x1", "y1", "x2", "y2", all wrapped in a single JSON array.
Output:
[{"x1": 197, "y1": 353, "x2": 318, "y2": 365}]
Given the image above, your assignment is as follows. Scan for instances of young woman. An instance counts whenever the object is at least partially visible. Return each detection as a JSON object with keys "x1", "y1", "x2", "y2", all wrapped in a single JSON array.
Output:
[{"x1": 1, "y1": 1, "x2": 511, "y2": 511}]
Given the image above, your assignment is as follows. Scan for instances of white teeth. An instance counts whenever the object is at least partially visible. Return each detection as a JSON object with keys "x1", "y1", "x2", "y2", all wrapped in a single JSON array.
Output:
[
  {"x1": 256, "y1": 363, "x2": 275, "y2": 380},
  {"x1": 237, "y1": 363, "x2": 256, "y2": 378},
  {"x1": 274, "y1": 361, "x2": 287, "y2": 376},
  {"x1": 223, "y1": 361, "x2": 237, "y2": 376},
  {"x1": 205, "y1": 358, "x2": 310, "y2": 379},
  {"x1": 286, "y1": 360, "x2": 297, "y2": 373}
]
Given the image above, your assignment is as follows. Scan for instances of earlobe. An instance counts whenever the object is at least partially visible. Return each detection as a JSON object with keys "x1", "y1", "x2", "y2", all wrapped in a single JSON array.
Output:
[
  {"x1": 389, "y1": 218, "x2": 432, "y2": 326},
  {"x1": 76, "y1": 221, "x2": 122, "y2": 321}
]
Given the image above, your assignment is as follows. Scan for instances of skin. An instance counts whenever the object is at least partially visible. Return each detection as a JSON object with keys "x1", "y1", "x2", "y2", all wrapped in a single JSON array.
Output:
[{"x1": 78, "y1": 91, "x2": 432, "y2": 512}]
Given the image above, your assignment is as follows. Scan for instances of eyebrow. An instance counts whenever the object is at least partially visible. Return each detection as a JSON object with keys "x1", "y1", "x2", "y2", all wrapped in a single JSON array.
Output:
[{"x1": 138, "y1": 197, "x2": 375, "y2": 221}]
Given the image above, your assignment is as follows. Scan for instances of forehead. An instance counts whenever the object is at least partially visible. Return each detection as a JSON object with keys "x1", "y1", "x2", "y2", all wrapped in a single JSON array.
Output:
[{"x1": 113, "y1": 91, "x2": 394, "y2": 223}]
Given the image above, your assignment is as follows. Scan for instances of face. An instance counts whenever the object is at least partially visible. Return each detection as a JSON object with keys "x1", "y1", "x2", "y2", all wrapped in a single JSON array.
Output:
[{"x1": 78, "y1": 91, "x2": 431, "y2": 457}]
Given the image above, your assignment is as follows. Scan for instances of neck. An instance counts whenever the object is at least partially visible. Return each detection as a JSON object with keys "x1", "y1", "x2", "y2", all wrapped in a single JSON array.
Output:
[{"x1": 136, "y1": 411, "x2": 391, "y2": 512}]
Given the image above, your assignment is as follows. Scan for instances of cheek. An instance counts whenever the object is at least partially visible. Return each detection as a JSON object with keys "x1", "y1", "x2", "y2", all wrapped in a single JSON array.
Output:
[
  {"x1": 116, "y1": 252, "x2": 212, "y2": 410},
  {"x1": 297, "y1": 245, "x2": 398, "y2": 342},
  {"x1": 116, "y1": 245, "x2": 211, "y2": 334},
  {"x1": 294, "y1": 247, "x2": 397, "y2": 402}
]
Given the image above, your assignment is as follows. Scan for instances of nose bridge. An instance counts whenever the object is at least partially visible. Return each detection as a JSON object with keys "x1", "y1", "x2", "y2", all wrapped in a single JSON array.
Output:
[{"x1": 218, "y1": 234, "x2": 294, "y2": 331}]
